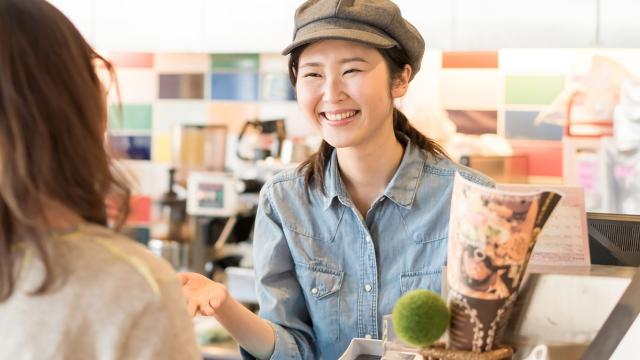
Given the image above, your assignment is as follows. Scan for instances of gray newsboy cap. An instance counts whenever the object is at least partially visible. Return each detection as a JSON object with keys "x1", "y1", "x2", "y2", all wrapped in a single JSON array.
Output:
[{"x1": 282, "y1": 0, "x2": 425, "y2": 79}]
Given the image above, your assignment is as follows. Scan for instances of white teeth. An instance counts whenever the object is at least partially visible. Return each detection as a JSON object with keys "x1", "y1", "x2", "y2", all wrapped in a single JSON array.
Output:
[{"x1": 324, "y1": 111, "x2": 356, "y2": 121}]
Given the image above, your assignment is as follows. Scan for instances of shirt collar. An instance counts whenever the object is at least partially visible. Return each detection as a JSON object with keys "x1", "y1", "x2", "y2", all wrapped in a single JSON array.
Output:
[
  {"x1": 321, "y1": 136, "x2": 426, "y2": 210},
  {"x1": 323, "y1": 150, "x2": 349, "y2": 210}
]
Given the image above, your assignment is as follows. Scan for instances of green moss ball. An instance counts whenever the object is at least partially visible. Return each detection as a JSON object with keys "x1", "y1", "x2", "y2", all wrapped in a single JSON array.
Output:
[{"x1": 392, "y1": 289, "x2": 450, "y2": 347}]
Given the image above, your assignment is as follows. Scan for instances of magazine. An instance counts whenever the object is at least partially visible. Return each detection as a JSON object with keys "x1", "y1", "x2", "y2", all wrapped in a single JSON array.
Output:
[{"x1": 447, "y1": 173, "x2": 562, "y2": 352}]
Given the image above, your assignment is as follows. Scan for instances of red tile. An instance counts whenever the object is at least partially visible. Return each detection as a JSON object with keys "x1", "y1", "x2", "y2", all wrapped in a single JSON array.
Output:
[
  {"x1": 510, "y1": 140, "x2": 563, "y2": 177},
  {"x1": 442, "y1": 51, "x2": 499, "y2": 68},
  {"x1": 128, "y1": 195, "x2": 152, "y2": 224}
]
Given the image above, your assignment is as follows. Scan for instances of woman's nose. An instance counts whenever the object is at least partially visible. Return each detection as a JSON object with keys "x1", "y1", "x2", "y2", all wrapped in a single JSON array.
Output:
[{"x1": 322, "y1": 76, "x2": 346, "y2": 103}]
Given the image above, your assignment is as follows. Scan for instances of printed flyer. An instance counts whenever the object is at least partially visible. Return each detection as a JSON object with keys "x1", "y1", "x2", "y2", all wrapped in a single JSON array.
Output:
[{"x1": 447, "y1": 173, "x2": 562, "y2": 352}]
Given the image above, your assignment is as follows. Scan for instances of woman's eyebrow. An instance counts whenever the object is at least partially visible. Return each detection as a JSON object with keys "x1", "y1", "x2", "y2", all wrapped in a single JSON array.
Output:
[
  {"x1": 340, "y1": 57, "x2": 368, "y2": 64},
  {"x1": 299, "y1": 62, "x2": 321, "y2": 69}
]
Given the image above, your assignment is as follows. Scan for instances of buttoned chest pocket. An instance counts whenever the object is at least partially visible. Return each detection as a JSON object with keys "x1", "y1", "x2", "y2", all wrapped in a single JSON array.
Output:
[
  {"x1": 400, "y1": 269, "x2": 443, "y2": 295},
  {"x1": 294, "y1": 263, "x2": 344, "y2": 342}
]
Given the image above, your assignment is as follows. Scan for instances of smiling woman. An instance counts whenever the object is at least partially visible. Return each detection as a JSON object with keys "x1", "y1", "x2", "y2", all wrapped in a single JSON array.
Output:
[
  {"x1": 295, "y1": 40, "x2": 400, "y2": 155},
  {"x1": 179, "y1": 1, "x2": 494, "y2": 359}
]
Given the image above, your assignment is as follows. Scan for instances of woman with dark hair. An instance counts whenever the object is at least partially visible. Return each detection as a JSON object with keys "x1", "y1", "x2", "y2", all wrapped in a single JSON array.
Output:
[
  {"x1": 0, "y1": 1, "x2": 200, "y2": 358},
  {"x1": 180, "y1": 1, "x2": 493, "y2": 359}
]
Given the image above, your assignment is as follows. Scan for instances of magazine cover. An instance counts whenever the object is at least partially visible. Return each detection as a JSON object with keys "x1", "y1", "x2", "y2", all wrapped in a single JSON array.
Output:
[{"x1": 447, "y1": 173, "x2": 562, "y2": 352}]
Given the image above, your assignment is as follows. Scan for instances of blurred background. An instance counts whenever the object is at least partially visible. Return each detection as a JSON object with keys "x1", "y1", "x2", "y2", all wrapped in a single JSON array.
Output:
[{"x1": 44, "y1": 0, "x2": 640, "y2": 356}]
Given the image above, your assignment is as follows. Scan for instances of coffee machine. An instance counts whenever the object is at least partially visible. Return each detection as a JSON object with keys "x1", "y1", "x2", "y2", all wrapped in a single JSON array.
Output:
[
  {"x1": 186, "y1": 172, "x2": 261, "y2": 275},
  {"x1": 236, "y1": 119, "x2": 286, "y2": 162}
]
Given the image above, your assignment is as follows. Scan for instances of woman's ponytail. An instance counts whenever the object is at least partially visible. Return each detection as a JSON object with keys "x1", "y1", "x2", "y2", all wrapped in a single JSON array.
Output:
[{"x1": 392, "y1": 108, "x2": 449, "y2": 159}]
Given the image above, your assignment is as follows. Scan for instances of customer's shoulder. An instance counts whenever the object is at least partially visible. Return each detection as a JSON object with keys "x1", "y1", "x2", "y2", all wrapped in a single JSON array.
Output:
[
  {"x1": 63, "y1": 224, "x2": 178, "y2": 296},
  {"x1": 423, "y1": 155, "x2": 494, "y2": 187}
]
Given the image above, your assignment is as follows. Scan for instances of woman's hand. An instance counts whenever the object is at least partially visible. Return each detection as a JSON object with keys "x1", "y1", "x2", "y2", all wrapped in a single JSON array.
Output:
[{"x1": 178, "y1": 272, "x2": 229, "y2": 317}]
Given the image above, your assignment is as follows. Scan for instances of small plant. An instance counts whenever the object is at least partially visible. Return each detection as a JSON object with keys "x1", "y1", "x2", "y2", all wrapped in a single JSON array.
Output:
[{"x1": 392, "y1": 289, "x2": 450, "y2": 347}]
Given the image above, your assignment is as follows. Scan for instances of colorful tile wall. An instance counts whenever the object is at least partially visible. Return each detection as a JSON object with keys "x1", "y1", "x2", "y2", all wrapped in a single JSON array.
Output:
[
  {"x1": 158, "y1": 74, "x2": 205, "y2": 99},
  {"x1": 128, "y1": 195, "x2": 152, "y2": 224},
  {"x1": 510, "y1": 140, "x2": 563, "y2": 178},
  {"x1": 442, "y1": 51, "x2": 499, "y2": 69},
  {"x1": 208, "y1": 102, "x2": 259, "y2": 133},
  {"x1": 439, "y1": 51, "x2": 500, "y2": 139},
  {"x1": 211, "y1": 73, "x2": 260, "y2": 101},
  {"x1": 505, "y1": 75, "x2": 566, "y2": 105},
  {"x1": 105, "y1": 49, "x2": 640, "y2": 200},
  {"x1": 260, "y1": 73, "x2": 295, "y2": 101},
  {"x1": 109, "y1": 104, "x2": 153, "y2": 130},
  {"x1": 211, "y1": 54, "x2": 261, "y2": 101},
  {"x1": 151, "y1": 134, "x2": 172, "y2": 164},
  {"x1": 109, "y1": 52, "x2": 154, "y2": 68},
  {"x1": 110, "y1": 135, "x2": 152, "y2": 160},
  {"x1": 447, "y1": 110, "x2": 497, "y2": 135},
  {"x1": 504, "y1": 111, "x2": 563, "y2": 141},
  {"x1": 124, "y1": 226, "x2": 151, "y2": 245},
  {"x1": 211, "y1": 54, "x2": 260, "y2": 71}
]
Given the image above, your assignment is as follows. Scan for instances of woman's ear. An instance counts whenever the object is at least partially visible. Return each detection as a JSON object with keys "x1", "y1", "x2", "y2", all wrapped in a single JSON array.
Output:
[{"x1": 391, "y1": 64, "x2": 412, "y2": 98}]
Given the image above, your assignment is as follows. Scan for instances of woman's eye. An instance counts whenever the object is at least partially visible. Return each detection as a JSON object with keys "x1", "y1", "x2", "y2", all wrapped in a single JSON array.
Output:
[
  {"x1": 303, "y1": 72, "x2": 321, "y2": 78},
  {"x1": 343, "y1": 69, "x2": 361, "y2": 75}
]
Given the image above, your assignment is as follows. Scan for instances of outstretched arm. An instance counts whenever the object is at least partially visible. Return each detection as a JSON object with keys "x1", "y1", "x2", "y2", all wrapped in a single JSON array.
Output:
[{"x1": 179, "y1": 272, "x2": 275, "y2": 359}]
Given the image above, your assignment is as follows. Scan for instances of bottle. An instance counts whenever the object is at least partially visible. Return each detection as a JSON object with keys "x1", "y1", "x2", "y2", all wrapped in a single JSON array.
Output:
[{"x1": 151, "y1": 168, "x2": 187, "y2": 242}]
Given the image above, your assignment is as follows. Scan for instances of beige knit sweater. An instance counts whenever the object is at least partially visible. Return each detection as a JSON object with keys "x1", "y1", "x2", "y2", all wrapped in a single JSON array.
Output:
[{"x1": 0, "y1": 223, "x2": 201, "y2": 360}]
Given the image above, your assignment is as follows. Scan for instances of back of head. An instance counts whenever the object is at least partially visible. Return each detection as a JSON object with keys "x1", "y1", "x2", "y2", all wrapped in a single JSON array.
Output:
[{"x1": 0, "y1": 0, "x2": 129, "y2": 300}]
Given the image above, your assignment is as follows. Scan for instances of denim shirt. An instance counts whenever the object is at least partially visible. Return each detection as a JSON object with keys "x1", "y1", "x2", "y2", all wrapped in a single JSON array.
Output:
[{"x1": 246, "y1": 139, "x2": 493, "y2": 360}]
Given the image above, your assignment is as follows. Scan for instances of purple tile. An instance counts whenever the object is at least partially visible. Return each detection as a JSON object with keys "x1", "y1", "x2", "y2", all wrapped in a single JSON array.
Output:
[
  {"x1": 447, "y1": 110, "x2": 497, "y2": 135},
  {"x1": 159, "y1": 74, "x2": 204, "y2": 99}
]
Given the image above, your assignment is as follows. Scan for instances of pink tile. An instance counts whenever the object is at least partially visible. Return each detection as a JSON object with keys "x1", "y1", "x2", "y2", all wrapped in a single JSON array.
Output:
[{"x1": 109, "y1": 52, "x2": 154, "y2": 68}]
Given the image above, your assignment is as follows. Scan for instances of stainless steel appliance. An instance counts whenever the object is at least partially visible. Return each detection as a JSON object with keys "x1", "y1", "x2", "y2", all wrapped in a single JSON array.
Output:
[
  {"x1": 186, "y1": 171, "x2": 260, "y2": 275},
  {"x1": 235, "y1": 119, "x2": 286, "y2": 161}
]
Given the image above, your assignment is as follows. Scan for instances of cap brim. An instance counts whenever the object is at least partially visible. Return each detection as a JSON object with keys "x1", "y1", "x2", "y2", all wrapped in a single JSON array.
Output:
[{"x1": 282, "y1": 27, "x2": 398, "y2": 55}]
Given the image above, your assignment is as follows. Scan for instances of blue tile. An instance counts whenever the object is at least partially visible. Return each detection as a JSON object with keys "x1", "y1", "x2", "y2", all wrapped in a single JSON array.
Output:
[
  {"x1": 504, "y1": 111, "x2": 563, "y2": 141},
  {"x1": 110, "y1": 135, "x2": 152, "y2": 160},
  {"x1": 261, "y1": 73, "x2": 296, "y2": 101},
  {"x1": 211, "y1": 73, "x2": 259, "y2": 101},
  {"x1": 125, "y1": 226, "x2": 150, "y2": 245}
]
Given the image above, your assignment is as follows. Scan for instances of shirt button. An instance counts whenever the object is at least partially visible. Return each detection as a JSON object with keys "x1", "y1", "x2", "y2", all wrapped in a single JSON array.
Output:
[
  {"x1": 311, "y1": 287, "x2": 319, "y2": 295},
  {"x1": 366, "y1": 235, "x2": 372, "y2": 242},
  {"x1": 379, "y1": 198, "x2": 385, "y2": 202},
  {"x1": 365, "y1": 334, "x2": 372, "y2": 339},
  {"x1": 364, "y1": 284, "x2": 372, "y2": 292}
]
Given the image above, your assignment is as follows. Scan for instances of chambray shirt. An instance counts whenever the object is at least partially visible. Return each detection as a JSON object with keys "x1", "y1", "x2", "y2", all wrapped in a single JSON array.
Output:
[{"x1": 246, "y1": 139, "x2": 493, "y2": 360}]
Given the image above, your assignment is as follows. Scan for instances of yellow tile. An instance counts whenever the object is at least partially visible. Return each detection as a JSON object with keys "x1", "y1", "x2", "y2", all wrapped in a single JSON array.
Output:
[{"x1": 152, "y1": 133, "x2": 172, "y2": 164}]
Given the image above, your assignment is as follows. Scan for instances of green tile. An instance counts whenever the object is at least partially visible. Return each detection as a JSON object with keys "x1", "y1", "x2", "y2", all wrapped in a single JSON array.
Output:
[
  {"x1": 210, "y1": 54, "x2": 259, "y2": 71},
  {"x1": 505, "y1": 76, "x2": 565, "y2": 105},
  {"x1": 109, "y1": 104, "x2": 152, "y2": 130}
]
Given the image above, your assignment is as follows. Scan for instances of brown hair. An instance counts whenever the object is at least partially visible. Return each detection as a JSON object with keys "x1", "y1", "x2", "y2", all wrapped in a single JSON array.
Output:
[
  {"x1": 288, "y1": 44, "x2": 449, "y2": 194},
  {"x1": 0, "y1": 0, "x2": 130, "y2": 301}
]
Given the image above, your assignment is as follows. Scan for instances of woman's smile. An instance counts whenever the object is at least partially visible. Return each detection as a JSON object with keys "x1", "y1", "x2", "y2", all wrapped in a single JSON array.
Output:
[{"x1": 320, "y1": 110, "x2": 360, "y2": 126}]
